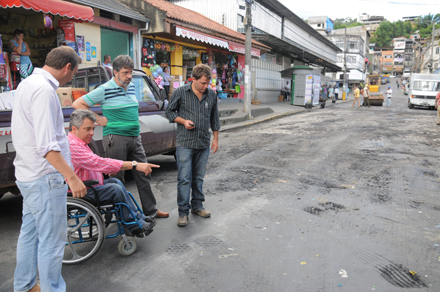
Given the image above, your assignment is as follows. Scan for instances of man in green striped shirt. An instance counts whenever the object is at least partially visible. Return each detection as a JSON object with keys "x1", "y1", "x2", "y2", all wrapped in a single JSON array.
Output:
[{"x1": 73, "y1": 55, "x2": 169, "y2": 219}]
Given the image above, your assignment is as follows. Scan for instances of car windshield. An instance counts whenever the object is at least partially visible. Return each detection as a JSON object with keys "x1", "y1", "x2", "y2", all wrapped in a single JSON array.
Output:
[
  {"x1": 132, "y1": 75, "x2": 156, "y2": 102},
  {"x1": 413, "y1": 81, "x2": 440, "y2": 92}
]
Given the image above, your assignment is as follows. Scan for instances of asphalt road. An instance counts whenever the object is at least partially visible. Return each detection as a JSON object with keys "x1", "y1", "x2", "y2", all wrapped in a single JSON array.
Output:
[{"x1": 1, "y1": 80, "x2": 440, "y2": 292}]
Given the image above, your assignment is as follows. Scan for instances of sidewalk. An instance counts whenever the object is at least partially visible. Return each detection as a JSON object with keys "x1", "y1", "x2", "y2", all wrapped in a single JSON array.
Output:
[{"x1": 218, "y1": 96, "x2": 353, "y2": 132}]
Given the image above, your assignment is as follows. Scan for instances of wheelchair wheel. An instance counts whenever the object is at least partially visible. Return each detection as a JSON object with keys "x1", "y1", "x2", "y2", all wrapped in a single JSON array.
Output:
[
  {"x1": 118, "y1": 236, "x2": 137, "y2": 256},
  {"x1": 64, "y1": 198, "x2": 105, "y2": 264}
]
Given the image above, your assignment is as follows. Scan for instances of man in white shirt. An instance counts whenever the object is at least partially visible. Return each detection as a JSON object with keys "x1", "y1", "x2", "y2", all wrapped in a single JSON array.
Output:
[
  {"x1": 386, "y1": 86, "x2": 392, "y2": 107},
  {"x1": 11, "y1": 46, "x2": 86, "y2": 292},
  {"x1": 334, "y1": 86, "x2": 340, "y2": 100}
]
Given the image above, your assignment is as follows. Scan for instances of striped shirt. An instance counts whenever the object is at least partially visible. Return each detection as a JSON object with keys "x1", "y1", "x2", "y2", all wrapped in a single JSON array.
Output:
[
  {"x1": 82, "y1": 78, "x2": 139, "y2": 137},
  {"x1": 68, "y1": 132, "x2": 123, "y2": 186},
  {"x1": 166, "y1": 82, "x2": 220, "y2": 149}
]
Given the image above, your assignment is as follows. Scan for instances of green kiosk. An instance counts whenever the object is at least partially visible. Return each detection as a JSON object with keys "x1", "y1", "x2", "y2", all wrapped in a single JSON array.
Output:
[{"x1": 280, "y1": 66, "x2": 322, "y2": 107}]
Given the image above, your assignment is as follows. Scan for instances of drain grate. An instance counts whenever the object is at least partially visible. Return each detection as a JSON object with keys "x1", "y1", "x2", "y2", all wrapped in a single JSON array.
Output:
[
  {"x1": 164, "y1": 243, "x2": 190, "y2": 255},
  {"x1": 378, "y1": 264, "x2": 427, "y2": 288},
  {"x1": 195, "y1": 235, "x2": 225, "y2": 248}
]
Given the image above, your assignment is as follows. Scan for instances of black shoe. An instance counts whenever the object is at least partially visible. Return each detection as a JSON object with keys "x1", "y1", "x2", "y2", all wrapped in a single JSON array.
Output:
[{"x1": 141, "y1": 220, "x2": 157, "y2": 232}]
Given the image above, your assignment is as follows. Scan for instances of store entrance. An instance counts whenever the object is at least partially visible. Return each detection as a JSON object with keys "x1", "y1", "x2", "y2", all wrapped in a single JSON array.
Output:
[{"x1": 100, "y1": 28, "x2": 130, "y2": 63}]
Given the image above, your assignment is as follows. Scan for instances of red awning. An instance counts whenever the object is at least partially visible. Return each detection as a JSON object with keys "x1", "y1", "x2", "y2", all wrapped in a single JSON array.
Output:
[
  {"x1": 229, "y1": 41, "x2": 260, "y2": 57},
  {"x1": 0, "y1": 0, "x2": 94, "y2": 21}
]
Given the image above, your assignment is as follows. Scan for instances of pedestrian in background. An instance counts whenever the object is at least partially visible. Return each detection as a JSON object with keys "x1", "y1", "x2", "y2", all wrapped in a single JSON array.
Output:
[
  {"x1": 435, "y1": 90, "x2": 440, "y2": 125},
  {"x1": 12, "y1": 46, "x2": 87, "y2": 292},
  {"x1": 162, "y1": 66, "x2": 171, "y2": 99},
  {"x1": 166, "y1": 64, "x2": 220, "y2": 227},
  {"x1": 328, "y1": 85, "x2": 334, "y2": 103},
  {"x1": 386, "y1": 86, "x2": 392, "y2": 107},
  {"x1": 363, "y1": 84, "x2": 371, "y2": 107},
  {"x1": 334, "y1": 86, "x2": 339, "y2": 100},
  {"x1": 352, "y1": 86, "x2": 361, "y2": 108}
]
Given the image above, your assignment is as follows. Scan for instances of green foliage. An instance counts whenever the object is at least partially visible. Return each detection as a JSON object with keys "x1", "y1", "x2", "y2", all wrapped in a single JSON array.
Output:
[
  {"x1": 333, "y1": 18, "x2": 363, "y2": 30},
  {"x1": 369, "y1": 14, "x2": 440, "y2": 46}
]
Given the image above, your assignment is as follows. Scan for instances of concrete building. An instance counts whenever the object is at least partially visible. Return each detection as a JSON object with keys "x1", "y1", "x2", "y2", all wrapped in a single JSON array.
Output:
[
  {"x1": 358, "y1": 13, "x2": 384, "y2": 36},
  {"x1": 165, "y1": 0, "x2": 341, "y2": 102},
  {"x1": 308, "y1": 16, "x2": 334, "y2": 36}
]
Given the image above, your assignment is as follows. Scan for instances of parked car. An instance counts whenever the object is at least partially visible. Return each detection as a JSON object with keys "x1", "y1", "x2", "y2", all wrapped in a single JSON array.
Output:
[{"x1": 0, "y1": 66, "x2": 176, "y2": 199}]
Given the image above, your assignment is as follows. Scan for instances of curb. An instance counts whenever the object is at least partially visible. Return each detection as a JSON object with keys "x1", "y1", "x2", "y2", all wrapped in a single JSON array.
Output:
[{"x1": 219, "y1": 98, "x2": 352, "y2": 132}]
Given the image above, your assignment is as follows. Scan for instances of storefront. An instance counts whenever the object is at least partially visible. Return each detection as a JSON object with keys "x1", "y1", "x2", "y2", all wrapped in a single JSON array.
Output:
[
  {"x1": 0, "y1": 0, "x2": 93, "y2": 89},
  {"x1": 141, "y1": 26, "x2": 263, "y2": 100}
]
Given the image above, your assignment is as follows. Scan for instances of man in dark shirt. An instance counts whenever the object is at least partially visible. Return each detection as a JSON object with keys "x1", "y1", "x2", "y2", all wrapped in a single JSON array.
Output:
[{"x1": 166, "y1": 64, "x2": 220, "y2": 227}]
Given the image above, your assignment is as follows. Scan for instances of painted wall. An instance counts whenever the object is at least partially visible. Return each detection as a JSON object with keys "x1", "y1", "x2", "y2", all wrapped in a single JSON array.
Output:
[{"x1": 74, "y1": 22, "x2": 101, "y2": 68}]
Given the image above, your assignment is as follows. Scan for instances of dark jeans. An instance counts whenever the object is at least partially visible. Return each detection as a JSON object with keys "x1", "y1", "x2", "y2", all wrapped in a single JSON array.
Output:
[
  {"x1": 85, "y1": 178, "x2": 145, "y2": 225},
  {"x1": 176, "y1": 146, "x2": 210, "y2": 216},
  {"x1": 164, "y1": 85, "x2": 170, "y2": 99},
  {"x1": 335, "y1": 93, "x2": 339, "y2": 100},
  {"x1": 102, "y1": 134, "x2": 157, "y2": 216}
]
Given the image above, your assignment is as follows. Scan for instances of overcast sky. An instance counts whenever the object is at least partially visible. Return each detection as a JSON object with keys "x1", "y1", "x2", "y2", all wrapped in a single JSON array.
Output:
[{"x1": 277, "y1": 0, "x2": 440, "y2": 22}]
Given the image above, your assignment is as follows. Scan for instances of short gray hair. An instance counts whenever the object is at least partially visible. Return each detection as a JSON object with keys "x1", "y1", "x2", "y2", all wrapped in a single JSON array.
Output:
[
  {"x1": 69, "y1": 109, "x2": 96, "y2": 131},
  {"x1": 112, "y1": 55, "x2": 134, "y2": 72}
]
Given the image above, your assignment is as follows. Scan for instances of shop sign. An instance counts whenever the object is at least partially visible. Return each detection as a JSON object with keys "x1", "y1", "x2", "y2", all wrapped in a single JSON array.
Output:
[
  {"x1": 228, "y1": 41, "x2": 260, "y2": 57},
  {"x1": 176, "y1": 26, "x2": 228, "y2": 49}
]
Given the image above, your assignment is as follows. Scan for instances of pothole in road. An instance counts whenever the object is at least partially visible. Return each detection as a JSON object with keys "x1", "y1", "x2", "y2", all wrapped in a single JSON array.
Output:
[
  {"x1": 422, "y1": 170, "x2": 438, "y2": 177},
  {"x1": 378, "y1": 263, "x2": 427, "y2": 288},
  {"x1": 304, "y1": 202, "x2": 346, "y2": 216}
]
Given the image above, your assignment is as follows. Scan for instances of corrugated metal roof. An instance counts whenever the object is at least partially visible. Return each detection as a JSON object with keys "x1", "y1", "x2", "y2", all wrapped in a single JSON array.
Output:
[
  {"x1": 71, "y1": 0, "x2": 149, "y2": 22},
  {"x1": 142, "y1": 0, "x2": 270, "y2": 50}
]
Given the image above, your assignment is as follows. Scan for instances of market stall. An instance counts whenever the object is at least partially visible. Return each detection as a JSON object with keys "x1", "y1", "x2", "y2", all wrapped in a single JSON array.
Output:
[{"x1": 0, "y1": 0, "x2": 93, "y2": 90}]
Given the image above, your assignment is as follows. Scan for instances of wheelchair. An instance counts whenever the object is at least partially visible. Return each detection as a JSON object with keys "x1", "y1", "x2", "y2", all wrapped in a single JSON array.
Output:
[{"x1": 63, "y1": 180, "x2": 154, "y2": 264}]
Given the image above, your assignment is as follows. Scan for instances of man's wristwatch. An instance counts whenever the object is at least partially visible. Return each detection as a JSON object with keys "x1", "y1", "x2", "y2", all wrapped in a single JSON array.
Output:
[{"x1": 131, "y1": 161, "x2": 138, "y2": 169}]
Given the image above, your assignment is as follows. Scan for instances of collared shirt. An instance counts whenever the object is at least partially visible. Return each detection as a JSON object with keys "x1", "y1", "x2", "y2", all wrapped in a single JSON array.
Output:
[
  {"x1": 82, "y1": 78, "x2": 139, "y2": 137},
  {"x1": 12, "y1": 68, "x2": 71, "y2": 182},
  {"x1": 68, "y1": 132, "x2": 123, "y2": 186},
  {"x1": 166, "y1": 82, "x2": 220, "y2": 149},
  {"x1": 102, "y1": 63, "x2": 112, "y2": 67}
]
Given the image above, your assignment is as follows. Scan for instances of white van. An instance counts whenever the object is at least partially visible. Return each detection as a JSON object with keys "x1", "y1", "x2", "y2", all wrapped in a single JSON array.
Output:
[{"x1": 408, "y1": 74, "x2": 440, "y2": 109}]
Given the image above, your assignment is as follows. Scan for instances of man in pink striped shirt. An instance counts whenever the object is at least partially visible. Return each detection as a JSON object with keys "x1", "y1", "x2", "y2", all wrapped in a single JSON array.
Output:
[{"x1": 68, "y1": 109, "x2": 159, "y2": 235}]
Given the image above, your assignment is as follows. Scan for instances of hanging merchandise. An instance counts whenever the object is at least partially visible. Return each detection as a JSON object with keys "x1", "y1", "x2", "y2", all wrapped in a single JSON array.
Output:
[
  {"x1": 235, "y1": 84, "x2": 241, "y2": 93},
  {"x1": 44, "y1": 14, "x2": 53, "y2": 29},
  {"x1": 141, "y1": 38, "x2": 156, "y2": 68}
]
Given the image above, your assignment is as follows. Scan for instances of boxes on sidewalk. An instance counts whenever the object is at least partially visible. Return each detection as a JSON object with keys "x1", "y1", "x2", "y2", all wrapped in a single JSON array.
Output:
[
  {"x1": 278, "y1": 95, "x2": 284, "y2": 102},
  {"x1": 251, "y1": 99, "x2": 261, "y2": 105},
  {"x1": 0, "y1": 90, "x2": 15, "y2": 109},
  {"x1": 56, "y1": 87, "x2": 86, "y2": 107}
]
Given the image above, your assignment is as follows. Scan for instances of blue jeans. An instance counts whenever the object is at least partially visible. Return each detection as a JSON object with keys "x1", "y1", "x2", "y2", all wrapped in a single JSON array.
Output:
[
  {"x1": 387, "y1": 97, "x2": 391, "y2": 107},
  {"x1": 14, "y1": 173, "x2": 67, "y2": 292},
  {"x1": 85, "y1": 178, "x2": 146, "y2": 225},
  {"x1": 176, "y1": 146, "x2": 210, "y2": 216}
]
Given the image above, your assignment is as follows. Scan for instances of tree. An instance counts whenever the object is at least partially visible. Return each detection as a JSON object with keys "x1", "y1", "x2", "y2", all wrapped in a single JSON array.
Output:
[
  {"x1": 370, "y1": 21, "x2": 394, "y2": 46},
  {"x1": 333, "y1": 18, "x2": 363, "y2": 30}
]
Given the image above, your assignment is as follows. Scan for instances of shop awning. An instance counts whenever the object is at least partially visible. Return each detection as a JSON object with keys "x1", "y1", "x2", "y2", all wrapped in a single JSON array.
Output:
[
  {"x1": 228, "y1": 41, "x2": 260, "y2": 58},
  {"x1": 0, "y1": 0, "x2": 94, "y2": 21},
  {"x1": 176, "y1": 26, "x2": 229, "y2": 49}
]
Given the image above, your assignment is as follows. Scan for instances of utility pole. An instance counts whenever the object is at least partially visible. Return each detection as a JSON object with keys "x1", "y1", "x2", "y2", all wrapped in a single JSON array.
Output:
[
  {"x1": 430, "y1": 17, "x2": 435, "y2": 73},
  {"x1": 244, "y1": 0, "x2": 252, "y2": 119},
  {"x1": 343, "y1": 27, "x2": 347, "y2": 100}
]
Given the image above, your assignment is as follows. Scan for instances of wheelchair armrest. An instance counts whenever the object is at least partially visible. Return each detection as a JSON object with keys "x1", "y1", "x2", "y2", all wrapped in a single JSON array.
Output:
[{"x1": 83, "y1": 180, "x2": 99, "y2": 187}]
